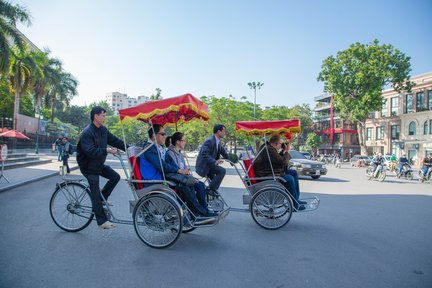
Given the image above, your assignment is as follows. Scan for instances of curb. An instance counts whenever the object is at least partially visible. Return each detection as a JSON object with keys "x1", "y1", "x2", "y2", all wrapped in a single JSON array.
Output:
[{"x1": 0, "y1": 165, "x2": 79, "y2": 193}]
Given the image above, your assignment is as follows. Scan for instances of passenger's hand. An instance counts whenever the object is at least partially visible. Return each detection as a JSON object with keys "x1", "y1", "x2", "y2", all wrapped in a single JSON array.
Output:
[
  {"x1": 107, "y1": 147, "x2": 118, "y2": 154},
  {"x1": 178, "y1": 169, "x2": 190, "y2": 175},
  {"x1": 216, "y1": 159, "x2": 224, "y2": 165}
]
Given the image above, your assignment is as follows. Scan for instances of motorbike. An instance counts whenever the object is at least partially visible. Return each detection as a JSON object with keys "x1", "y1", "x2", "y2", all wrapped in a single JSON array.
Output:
[
  {"x1": 396, "y1": 163, "x2": 413, "y2": 180},
  {"x1": 418, "y1": 166, "x2": 432, "y2": 183},
  {"x1": 366, "y1": 164, "x2": 386, "y2": 182}
]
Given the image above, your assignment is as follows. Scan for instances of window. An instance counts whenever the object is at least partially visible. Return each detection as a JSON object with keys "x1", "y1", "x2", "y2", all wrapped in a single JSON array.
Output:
[
  {"x1": 381, "y1": 100, "x2": 387, "y2": 117},
  {"x1": 416, "y1": 92, "x2": 424, "y2": 111},
  {"x1": 391, "y1": 97, "x2": 399, "y2": 116},
  {"x1": 376, "y1": 126, "x2": 384, "y2": 140},
  {"x1": 429, "y1": 90, "x2": 432, "y2": 110},
  {"x1": 366, "y1": 128, "x2": 372, "y2": 140},
  {"x1": 430, "y1": 120, "x2": 432, "y2": 134},
  {"x1": 405, "y1": 94, "x2": 413, "y2": 113},
  {"x1": 424, "y1": 121, "x2": 429, "y2": 135},
  {"x1": 408, "y1": 121, "x2": 416, "y2": 135},
  {"x1": 391, "y1": 141, "x2": 397, "y2": 155},
  {"x1": 391, "y1": 125, "x2": 400, "y2": 139}
]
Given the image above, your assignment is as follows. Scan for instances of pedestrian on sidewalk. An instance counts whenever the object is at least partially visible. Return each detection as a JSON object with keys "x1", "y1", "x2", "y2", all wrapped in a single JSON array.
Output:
[
  {"x1": 76, "y1": 106, "x2": 126, "y2": 230},
  {"x1": 61, "y1": 137, "x2": 72, "y2": 174},
  {"x1": 54, "y1": 137, "x2": 63, "y2": 161}
]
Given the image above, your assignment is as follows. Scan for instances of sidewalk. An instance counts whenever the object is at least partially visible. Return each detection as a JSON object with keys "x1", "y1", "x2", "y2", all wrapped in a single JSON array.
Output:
[{"x1": 0, "y1": 154, "x2": 79, "y2": 192}]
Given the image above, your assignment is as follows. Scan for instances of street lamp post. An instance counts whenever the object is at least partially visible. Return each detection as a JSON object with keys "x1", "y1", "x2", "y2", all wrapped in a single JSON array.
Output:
[
  {"x1": 247, "y1": 82, "x2": 264, "y2": 119},
  {"x1": 35, "y1": 106, "x2": 42, "y2": 154}
]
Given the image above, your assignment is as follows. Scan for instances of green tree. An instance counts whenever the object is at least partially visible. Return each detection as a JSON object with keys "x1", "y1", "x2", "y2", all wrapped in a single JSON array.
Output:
[
  {"x1": 149, "y1": 88, "x2": 162, "y2": 100},
  {"x1": 46, "y1": 70, "x2": 78, "y2": 122},
  {"x1": 57, "y1": 105, "x2": 88, "y2": 131},
  {"x1": 317, "y1": 39, "x2": 413, "y2": 154},
  {"x1": 0, "y1": 0, "x2": 31, "y2": 74},
  {"x1": 305, "y1": 133, "x2": 321, "y2": 156},
  {"x1": 32, "y1": 50, "x2": 62, "y2": 115},
  {"x1": 9, "y1": 47, "x2": 41, "y2": 129},
  {"x1": 0, "y1": 77, "x2": 13, "y2": 122}
]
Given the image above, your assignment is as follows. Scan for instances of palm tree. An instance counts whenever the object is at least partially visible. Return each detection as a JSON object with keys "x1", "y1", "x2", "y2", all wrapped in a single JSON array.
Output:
[
  {"x1": 0, "y1": 0, "x2": 31, "y2": 74},
  {"x1": 9, "y1": 47, "x2": 41, "y2": 129},
  {"x1": 46, "y1": 71, "x2": 78, "y2": 122},
  {"x1": 32, "y1": 50, "x2": 62, "y2": 112}
]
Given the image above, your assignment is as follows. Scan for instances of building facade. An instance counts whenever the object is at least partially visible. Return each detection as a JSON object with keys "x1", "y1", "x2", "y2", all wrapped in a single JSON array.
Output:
[
  {"x1": 105, "y1": 92, "x2": 150, "y2": 115},
  {"x1": 314, "y1": 94, "x2": 360, "y2": 158},
  {"x1": 314, "y1": 72, "x2": 432, "y2": 165},
  {"x1": 364, "y1": 72, "x2": 432, "y2": 167}
]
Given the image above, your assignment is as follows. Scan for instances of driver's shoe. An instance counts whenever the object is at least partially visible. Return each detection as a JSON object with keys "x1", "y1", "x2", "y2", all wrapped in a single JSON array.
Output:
[{"x1": 99, "y1": 221, "x2": 115, "y2": 229}]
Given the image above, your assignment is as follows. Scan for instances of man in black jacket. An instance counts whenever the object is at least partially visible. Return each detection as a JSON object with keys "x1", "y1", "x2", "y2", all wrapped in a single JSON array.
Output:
[{"x1": 77, "y1": 106, "x2": 126, "y2": 229}]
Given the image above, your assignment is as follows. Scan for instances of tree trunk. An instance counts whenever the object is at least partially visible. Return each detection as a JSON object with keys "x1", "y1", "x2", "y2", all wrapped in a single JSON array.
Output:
[
  {"x1": 357, "y1": 121, "x2": 368, "y2": 155},
  {"x1": 50, "y1": 95, "x2": 56, "y2": 122},
  {"x1": 13, "y1": 89, "x2": 21, "y2": 130}
]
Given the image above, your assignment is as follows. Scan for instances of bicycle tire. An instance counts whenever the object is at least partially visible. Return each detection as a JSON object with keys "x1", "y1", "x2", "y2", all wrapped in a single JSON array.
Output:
[
  {"x1": 49, "y1": 182, "x2": 94, "y2": 232},
  {"x1": 133, "y1": 194, "x2": 182, "y2": 249}
]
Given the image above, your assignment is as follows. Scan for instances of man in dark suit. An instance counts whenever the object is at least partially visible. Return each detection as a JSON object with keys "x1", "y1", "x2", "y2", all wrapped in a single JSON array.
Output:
[{"x1": 196, "y1": 124, "x2": 229, "y2": 196}]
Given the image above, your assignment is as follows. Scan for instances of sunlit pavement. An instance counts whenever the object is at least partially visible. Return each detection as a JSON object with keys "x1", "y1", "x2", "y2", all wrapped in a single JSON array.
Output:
[{"x1": 0, "y1": 157, "x2": 430, "y2": 288}]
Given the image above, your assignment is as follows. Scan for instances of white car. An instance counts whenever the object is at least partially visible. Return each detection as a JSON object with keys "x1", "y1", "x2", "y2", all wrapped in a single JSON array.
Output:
[{"x1": 186, "y1": 150, "x2": 199, "y2": 157}]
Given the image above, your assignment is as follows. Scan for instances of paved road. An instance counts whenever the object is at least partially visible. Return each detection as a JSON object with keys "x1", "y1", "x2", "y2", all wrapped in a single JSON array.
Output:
[{"x1": 0, "y1": 162, "x2": 431, "y2": 288}]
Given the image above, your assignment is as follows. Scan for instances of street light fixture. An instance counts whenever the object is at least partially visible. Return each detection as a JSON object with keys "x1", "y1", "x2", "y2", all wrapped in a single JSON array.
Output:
[{"x1": 247, "y1": 81, "x2": 264, "y2": 119}]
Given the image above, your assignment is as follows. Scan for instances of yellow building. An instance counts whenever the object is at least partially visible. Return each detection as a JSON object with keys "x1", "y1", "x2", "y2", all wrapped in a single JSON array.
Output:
[{"x1": 364, "y1": 72, "x2": 432, "y2": 166}]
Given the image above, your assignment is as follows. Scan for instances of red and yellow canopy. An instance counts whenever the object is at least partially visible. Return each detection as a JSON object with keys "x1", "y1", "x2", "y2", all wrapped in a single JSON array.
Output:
[
  {"x1": 118, "y1": 93, "x2": 209, "y2": 126},
  {"x1": 235, "y1": 120, "x2": 301, "y2": 136}
]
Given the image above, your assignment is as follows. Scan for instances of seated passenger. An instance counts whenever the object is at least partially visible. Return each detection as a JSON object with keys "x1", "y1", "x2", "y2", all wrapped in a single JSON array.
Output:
[
  {"x1": 280, "y1": 141, "x2": 303, "y2": 203},
  {"x1": 165, "y1": 131, "x2": 214, "y2": 216},
  {"x1": 140, "y1": 124, "x2": 213, "y2": 217},
  {"x1": 253, "y1": 134, "x2": 305, "y2": 210}
]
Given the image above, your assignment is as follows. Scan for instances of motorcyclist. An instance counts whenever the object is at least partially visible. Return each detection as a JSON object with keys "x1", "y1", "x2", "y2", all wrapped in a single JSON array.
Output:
[
  {"x1": 398, "y1": 154, "x2": 409, "y2": 176},
  {"x1": 371, "y1": 152, "x2": 384, "y2": 177},
  {"x1": 420, "y1": 153, "x2": 432, "y2": 179}
]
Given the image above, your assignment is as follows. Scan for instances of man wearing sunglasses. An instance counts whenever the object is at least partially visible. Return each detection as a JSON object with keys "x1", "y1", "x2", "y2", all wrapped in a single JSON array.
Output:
[{"x1": 140, "y1": 124, "x2": 214, "y2": 218}]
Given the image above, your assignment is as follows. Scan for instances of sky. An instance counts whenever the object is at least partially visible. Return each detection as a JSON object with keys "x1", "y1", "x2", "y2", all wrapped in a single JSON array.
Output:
[{"x1": 15, "y1": 0, "x2": 432, "y2": 109}]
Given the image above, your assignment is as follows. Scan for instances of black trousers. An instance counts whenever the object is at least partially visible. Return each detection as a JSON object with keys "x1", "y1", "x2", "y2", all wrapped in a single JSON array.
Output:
[
  {"x1": 207, "y1": 165, "x2": 226, "y2": 191},
  {"x1": 62, "y1": 155, "x2": 70, "y2": 173},
  {"x1": 84, "y1": 165, "x2": 121, "y2": 225}
]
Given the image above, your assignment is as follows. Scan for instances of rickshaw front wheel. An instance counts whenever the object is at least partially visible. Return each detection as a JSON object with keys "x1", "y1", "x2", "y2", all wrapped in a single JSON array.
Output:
[
  {"x1": 133, "y1": 194, "x2": 182, "y2": 249},
  {"x1": 250, "y1": 187, "x2": 293, "y2": 230},
  {"x1": 49, "y1": 182, "x2": 94, "y2": 232}
]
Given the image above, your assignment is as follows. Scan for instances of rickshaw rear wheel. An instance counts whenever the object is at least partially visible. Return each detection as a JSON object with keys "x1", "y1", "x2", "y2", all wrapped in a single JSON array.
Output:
[
  {"x1": 250, "y1": 187, "x2": 293, "y2": 230},
  {"x1": 133, "y1": 194, "x2": 182, "y2": 249},
  {"x1": 49, "y1": 182, "x2": 94, "y2": 232}
]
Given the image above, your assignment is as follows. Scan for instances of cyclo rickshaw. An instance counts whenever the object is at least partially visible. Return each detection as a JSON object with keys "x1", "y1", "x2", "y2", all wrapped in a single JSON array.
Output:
[{"x1": 49, "y1": 94, "x2": 319, "y2": 249}]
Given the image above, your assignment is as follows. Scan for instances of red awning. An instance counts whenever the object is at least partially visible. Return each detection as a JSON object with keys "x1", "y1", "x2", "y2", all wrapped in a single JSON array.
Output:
[
  {"x1": 0, "y1": 129, "x2": 30, "y2": 140},
  {"x1": 235, "y1": 120, "x2": 301, "y2": 136},
  {"x1": 118, "y1": 93, "x2": 209, "y2": 126}
]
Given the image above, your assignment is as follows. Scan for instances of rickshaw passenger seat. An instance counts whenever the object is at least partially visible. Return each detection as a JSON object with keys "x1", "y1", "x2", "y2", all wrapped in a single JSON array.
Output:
[
  {"x1": 127, "y1": 146, "x2": 144, "y2": 189},
  {"x1": 243, "y1": 158, "x2": 257, "y2": 185}
]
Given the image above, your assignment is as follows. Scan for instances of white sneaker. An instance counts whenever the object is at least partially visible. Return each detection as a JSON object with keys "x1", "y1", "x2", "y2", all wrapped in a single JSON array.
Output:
[{"x1": 99, "y1": 221, "x2": 115, "y2": 229}]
